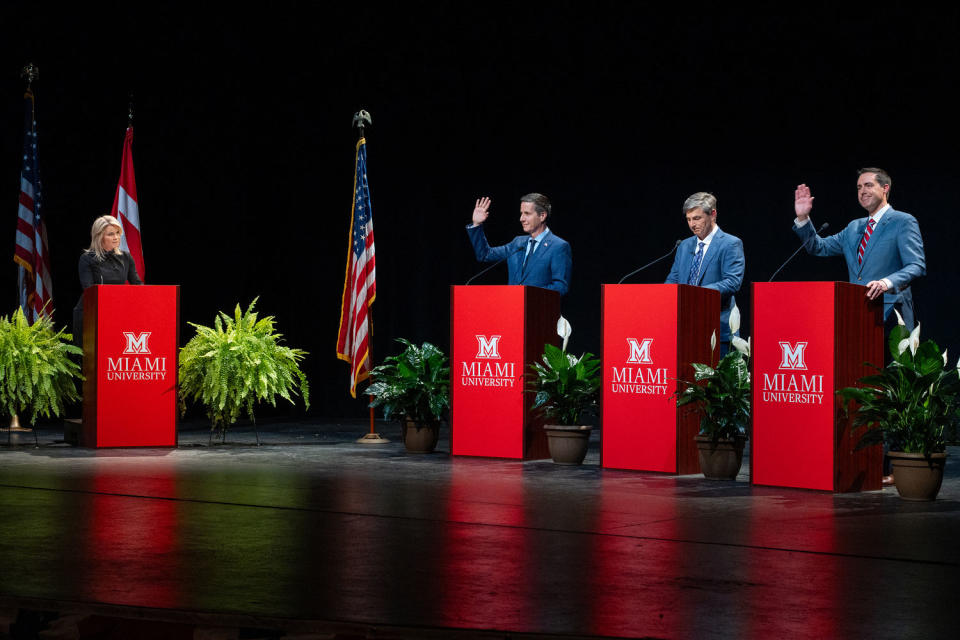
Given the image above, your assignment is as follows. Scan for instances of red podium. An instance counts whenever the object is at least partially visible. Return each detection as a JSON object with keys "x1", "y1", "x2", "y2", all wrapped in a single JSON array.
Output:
[
  {"x1": 601, "y1": 284, "x2": 720, "y2": 473},
  {"x1": 450, "y1": 285, "x2": 560, "y2": 459},
  {"x1": 751, "y1": 282, "x2": 883, "y2": 491},
  {"x1": 81, "y1": 285, "x2": 179, "y2": 448}
]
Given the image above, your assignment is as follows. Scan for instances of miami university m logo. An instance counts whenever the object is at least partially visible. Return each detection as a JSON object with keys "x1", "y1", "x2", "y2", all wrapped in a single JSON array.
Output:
[
  {"x1": 625, "y1": 338, "x2": 654, "y2": 364},
  {"x1": 123, "y1": 331, "x2": 152, "y2": 355},
  {"x1": 778, "y1": 341, "x2": 808, "y2": 370},
  {"x1": 475, "y1": 335, "x2": 502, "y2": 359}
]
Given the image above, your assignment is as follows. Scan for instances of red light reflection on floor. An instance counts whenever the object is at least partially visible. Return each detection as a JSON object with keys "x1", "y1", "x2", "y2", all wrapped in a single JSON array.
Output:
[
  {"x1": 587, "y1": 476, "x2": 684, "y2": 638},
  {"x1": 436, "y1": 462, "x2": 535, "y2": 629},
  {"x1": 81, "y1": 468, "x2": 181, "y2": 608},
  {"x1": 743, "y1": 494, "x2": 841, "y2": 638}
]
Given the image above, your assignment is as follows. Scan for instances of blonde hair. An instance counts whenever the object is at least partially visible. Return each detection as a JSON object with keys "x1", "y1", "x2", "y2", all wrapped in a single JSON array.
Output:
[{"x1": 88, "y1": 215, "x2": 123, "y2": 260}]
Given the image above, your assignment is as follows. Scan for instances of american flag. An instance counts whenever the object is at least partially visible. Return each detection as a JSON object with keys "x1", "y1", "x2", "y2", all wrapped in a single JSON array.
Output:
[
  {"x1": 110, "y1": 126, "x2": 145, "y2": 281},
  {"x1": 13, "y1": 88, "x2": 53, "y2": 322},
  {"x1": 336, "y1": 137, "x2": 376, "y2": 398}
]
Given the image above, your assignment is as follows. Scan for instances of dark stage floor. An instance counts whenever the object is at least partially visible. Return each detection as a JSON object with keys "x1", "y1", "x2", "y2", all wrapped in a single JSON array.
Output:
[{"x1": 1, "y1": 420, "x2": 958, "y2": 639}]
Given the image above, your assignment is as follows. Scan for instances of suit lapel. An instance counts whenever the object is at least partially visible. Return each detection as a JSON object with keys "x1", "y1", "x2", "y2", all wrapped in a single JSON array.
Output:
[
  {"x1": 513, "y1": 237, "x2": 528, "y2": 282},
  {"x1": 677, "y1": 238, "x2": 695, "y2": 282},
  {"x1": 521, "y1": 234, "x2": 551, "y2": 280}
]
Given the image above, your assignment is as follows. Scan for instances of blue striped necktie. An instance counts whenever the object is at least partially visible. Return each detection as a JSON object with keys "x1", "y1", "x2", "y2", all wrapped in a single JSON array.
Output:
[{"x1": 687, "y1": 241, "x2": 705, "y2": 284}]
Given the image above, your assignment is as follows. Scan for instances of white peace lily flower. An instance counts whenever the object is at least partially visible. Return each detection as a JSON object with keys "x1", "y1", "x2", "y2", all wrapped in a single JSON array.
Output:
[
  {"x1": 897, "y1": 337, "x2": 910, "y2": 356},
  {"x1": 908, "y1": 323, "x2": 921, "y2": 355},
  {"x1": 893, "y1": 308, "x2": 906, "y2": 326},
  {"x1": 728, "y1": 304, "x2": 741, "y2": 334},
  {"x1": 944, "y1": 349, "x2": 949, "y2": 367},
  {"x1": 731, "y1": 336, "x2": 750, "y2": 356},
  {"x1": 557, "y1": 316, "x2": 572, "y2": 352},
  {"x1": 710, "y1": 330, "x2": 717, "y2": 353}
]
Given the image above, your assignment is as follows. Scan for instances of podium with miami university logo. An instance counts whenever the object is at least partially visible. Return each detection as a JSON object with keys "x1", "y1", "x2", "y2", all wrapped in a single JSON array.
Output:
[
  {"x1": 450, "y1": 285, "x2": 560, "y2": 459},
  {"x1": 81, "y1": 285, "x2": 179, "y2": 447},
  {"x1": 601, "y1": 284, "x2": 720, "y2": 473},
  {"x1": 751, "y1": 281, "x2": 883, "y2": 491}
]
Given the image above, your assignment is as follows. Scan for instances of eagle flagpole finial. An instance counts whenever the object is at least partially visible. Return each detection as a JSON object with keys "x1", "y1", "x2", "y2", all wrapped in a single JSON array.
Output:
[{"x1": 20, "y1": 63, "x2": 39, "y2": 89}]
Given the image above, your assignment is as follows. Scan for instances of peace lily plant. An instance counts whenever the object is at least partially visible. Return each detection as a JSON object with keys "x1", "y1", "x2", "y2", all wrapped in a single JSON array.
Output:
[
  {"x1": 837, "y1": 311, "x2": 959, "y2": 457},
  {"x1": 675, "y1": 305, "x2": 751, "y2": 442},
  {"x1": 529, "y1": 316, "x2": 601, "y2": 426}
]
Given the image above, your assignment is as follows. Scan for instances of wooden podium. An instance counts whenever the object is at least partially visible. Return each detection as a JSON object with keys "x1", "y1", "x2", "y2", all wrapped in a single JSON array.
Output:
[
  {"x1": 81, "y1": 285, "x2": 179, "y2": 447},
  {"x1": 601, "y1": 284, "x2": 720, "y2": 473},
  {"x1": 751, "y1": 281, "x2": 883, "y2": 491},
  {"x1": 450, "y1": 285, "x2": 560, "y2": 459}
]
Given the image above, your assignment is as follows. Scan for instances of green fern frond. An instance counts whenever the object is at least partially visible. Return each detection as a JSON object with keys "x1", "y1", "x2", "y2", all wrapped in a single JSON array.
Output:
[
  {"x1": 0, "y1": 308, "x2": 83, "y2": 424},
  {"x1": 178, "y1": 300, "x2": 309, "y2": 436}
]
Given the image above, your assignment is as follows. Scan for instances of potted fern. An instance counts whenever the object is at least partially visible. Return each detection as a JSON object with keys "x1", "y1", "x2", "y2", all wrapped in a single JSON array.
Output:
[
  {"x1": 674, "y1": 306, "x2": 751, "y2": 479},
  {"x1": 528, "y1": 319, "x2": 601, "y2": 465},
  {"x1": 366, "y1": 338, "x2": 450, "y2": 453},
  {"x1": 178, "y1": 299, "x2": 309, "y2": 443},
  {"x1": 837, "y1": 313, "x2": 958, "y2": 500},
  {"x1": 0, "y1": 308, "x2": 83, "y2": 436}
]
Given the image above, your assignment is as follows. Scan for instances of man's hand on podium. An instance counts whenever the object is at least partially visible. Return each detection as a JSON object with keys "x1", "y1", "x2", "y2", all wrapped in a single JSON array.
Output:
[{"x1": 865, "y1": 279, "x2": 889, "y2": 300}]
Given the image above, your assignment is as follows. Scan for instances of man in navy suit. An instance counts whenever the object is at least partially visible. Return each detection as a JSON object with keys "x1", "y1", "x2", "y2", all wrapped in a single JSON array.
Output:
[
  {"x1": 793, "y1": 168, "x2": 926, "y2": 330},
  {"x1": 466, "y1": 193, "x2": 572, "y2": 296},
  {"x1": 665, "y1": 192, "x2": 746, "y2": 353}
]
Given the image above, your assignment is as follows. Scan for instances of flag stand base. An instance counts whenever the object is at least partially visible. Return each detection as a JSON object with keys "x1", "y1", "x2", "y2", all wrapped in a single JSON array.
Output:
[
  {"x1": 4, "y1": 415, "x2": 32, "y2": 432},
  {"x1": 356, "y1": 433, "x2": 390, "y2": 444}
]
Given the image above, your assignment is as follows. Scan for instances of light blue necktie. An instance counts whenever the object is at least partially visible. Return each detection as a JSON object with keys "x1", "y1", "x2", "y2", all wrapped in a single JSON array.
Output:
[{"x1": 687, "y1": 241, "x2": 705, "y2": 284}]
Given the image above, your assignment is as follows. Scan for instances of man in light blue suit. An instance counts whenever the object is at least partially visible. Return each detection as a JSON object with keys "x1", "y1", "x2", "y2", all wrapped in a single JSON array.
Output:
[
  {"x1": 793, "y1": 168, "x2": 926, "y2": 330},
  {"x1": 665, "y1": 192, "x2": 746, "y2": 352},
  {"x1": 466, "y1": 193, "x2": 572, "y2": 296}
]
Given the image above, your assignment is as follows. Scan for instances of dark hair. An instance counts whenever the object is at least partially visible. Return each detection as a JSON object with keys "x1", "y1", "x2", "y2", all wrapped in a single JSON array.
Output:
[
  {"x1": 520, "y1": 192, "x2": 551, "y2": 217},
  {"x1": 858, "y1": 167, "x2": 892, "y2": 189}
]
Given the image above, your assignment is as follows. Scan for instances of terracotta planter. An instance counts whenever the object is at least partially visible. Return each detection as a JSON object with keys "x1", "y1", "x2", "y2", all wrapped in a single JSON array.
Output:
[
  {"x1": 888, "y1": 451, "x2": 948, "y2": 501},
  {"x1": 544, "y1": 425, "x2": 592, "y2": 465},
  {"x1": 695, "y1": 435, "x2": 746, "y2": 480},
  {"x1": 402, "y1": 419, "x2": 440, "y2": 453}
]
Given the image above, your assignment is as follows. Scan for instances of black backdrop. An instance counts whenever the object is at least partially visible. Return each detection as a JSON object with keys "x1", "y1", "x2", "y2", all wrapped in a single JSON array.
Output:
[{"x1": 3, "y1": 4, "x2": 957, "y2": 420}]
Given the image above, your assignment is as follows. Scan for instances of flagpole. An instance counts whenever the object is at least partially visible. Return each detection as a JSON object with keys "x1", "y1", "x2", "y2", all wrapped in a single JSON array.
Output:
[
  {"x1": 353, "y1": 110, "x2": 389, "y2": 444},
  {"x1": 9, "y1": 63, "x2": 40, "y2": 433}
]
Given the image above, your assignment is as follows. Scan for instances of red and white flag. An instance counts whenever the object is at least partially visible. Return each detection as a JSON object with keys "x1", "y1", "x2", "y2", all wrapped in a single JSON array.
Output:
[{"x1": 110, "y1": 126, "x2": 144, "y2": 281}]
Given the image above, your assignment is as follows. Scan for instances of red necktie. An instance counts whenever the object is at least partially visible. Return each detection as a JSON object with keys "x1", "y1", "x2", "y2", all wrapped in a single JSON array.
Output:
[{"x1": 857, "y1": 218, "x2": 875, "y2": 265}]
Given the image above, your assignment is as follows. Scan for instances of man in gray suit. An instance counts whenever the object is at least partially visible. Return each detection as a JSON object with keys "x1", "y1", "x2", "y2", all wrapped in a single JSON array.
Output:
[{"x1": 793, "y1": 168, "x2": 926, "y2": 330}]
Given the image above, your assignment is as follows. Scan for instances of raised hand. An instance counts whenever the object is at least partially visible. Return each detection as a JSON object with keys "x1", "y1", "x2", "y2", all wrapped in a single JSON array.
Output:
[
  {"x1": 795, "y1": 184, "x2": 814, "y2": 219},
  {"x1": 472, "y1": 196, "x2": 492, "y2": 225}
]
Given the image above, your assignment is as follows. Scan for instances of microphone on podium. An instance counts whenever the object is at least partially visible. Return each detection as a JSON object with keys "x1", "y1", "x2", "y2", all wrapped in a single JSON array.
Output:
[
  {"x1": 617, "y1": 239, "x2": 683, "y2": 284},
  {"x1": 768, "y1": 222, "x2": 829, "y2": 282},
  {"x1": 465, "y1": 245, "x2": 525, "y2": 286}
]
